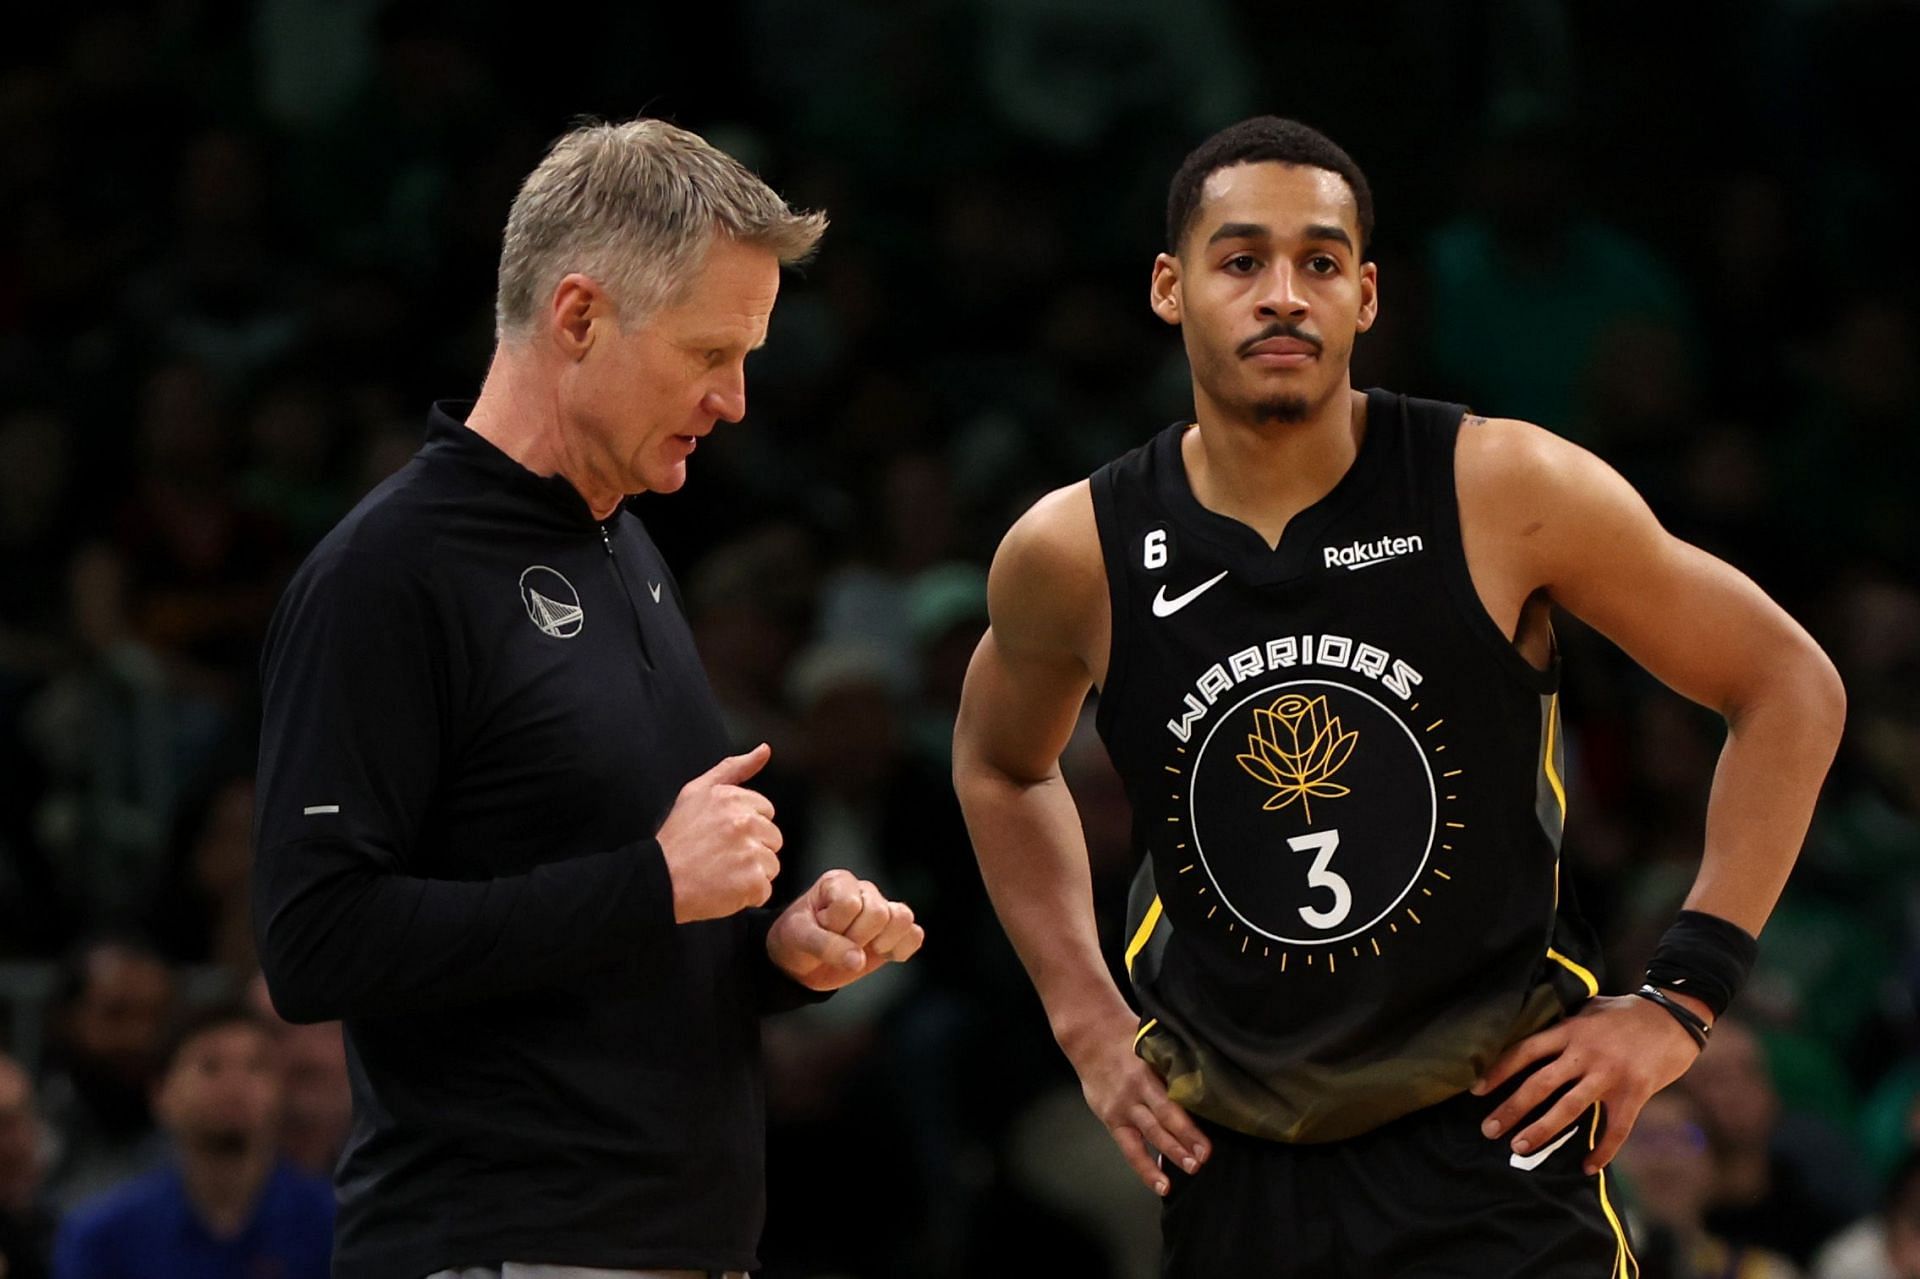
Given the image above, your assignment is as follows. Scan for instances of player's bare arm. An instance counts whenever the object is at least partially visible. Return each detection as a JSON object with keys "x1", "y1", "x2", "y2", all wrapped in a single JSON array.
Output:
[
  {"x1": 1458, "y1": 416, "x2": 1847, "y2": 1173},
  {"x1": 952, "y1": 481, "x2": 1210, "y2": 1196}
]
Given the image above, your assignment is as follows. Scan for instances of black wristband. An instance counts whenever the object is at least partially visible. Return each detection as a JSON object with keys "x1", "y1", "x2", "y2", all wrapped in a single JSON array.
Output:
[
  {"x1": 1643, "y1": 909, "x2": 1758, "y2": 1019},
  {"x1": 1634, "y1": 984, "x2": 1710, "y2": 1051}
]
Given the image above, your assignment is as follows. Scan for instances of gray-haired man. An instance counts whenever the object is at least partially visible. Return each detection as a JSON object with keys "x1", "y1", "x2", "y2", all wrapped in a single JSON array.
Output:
[{"x1": 253, "y1": 119, "x2": 923, "y2": 1279}]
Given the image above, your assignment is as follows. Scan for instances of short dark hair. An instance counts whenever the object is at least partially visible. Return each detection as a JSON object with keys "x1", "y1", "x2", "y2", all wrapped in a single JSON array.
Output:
[
  {"x1": 158, "y1": 1000, "x2": 273, "y2": 1076},
  {"x1": 1166, "y1": 116, "x2": 1374, "y2": 256}
]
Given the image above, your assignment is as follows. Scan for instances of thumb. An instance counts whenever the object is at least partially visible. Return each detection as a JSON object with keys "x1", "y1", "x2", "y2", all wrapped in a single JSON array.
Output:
[{"x1": 702, "y1": 742, "x2": 771, "y2": 787}]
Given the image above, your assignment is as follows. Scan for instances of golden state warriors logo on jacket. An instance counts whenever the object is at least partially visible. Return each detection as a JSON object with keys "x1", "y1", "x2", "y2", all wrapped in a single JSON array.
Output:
[{"x1": 1090, "y1": 389, "x2": 1604, "y2": 1144}]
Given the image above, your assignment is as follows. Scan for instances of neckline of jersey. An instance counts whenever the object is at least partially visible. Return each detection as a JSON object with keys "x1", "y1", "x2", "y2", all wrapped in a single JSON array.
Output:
[
  {"x1": 1153, "y1": 386, "x2": 1397, "y2": 585},
  {"x1": 422, "y1": 399, "x2": 620, "y2": 529}
]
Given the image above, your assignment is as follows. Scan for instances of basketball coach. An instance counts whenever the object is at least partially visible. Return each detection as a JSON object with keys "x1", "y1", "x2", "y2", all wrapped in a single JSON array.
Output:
[{"x1": 252, "y1": 119, "x2": 924, "y2": 1279}]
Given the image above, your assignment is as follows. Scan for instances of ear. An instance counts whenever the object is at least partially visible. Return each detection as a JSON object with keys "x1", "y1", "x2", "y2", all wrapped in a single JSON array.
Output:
[
  {"x1": 549, "y1": 273, "x2": 609, "y2": 360},
  {"x1": 1150, "y1": 252, "x2": 1183, "y2": 327},
  {"x1": 1355, "y1": 261, "x2": 1380, "y2": 334}
]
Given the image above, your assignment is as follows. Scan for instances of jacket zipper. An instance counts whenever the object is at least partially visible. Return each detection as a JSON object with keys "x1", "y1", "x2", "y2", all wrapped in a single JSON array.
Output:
[{"x1": 601, "y1": 520, "x2": 655, "y2": 671}]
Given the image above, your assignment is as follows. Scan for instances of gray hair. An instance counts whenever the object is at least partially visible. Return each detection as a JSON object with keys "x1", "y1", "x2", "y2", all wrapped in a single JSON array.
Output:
[{"x1": 494, "y1": 118, "x2": 827, "y2": 341}]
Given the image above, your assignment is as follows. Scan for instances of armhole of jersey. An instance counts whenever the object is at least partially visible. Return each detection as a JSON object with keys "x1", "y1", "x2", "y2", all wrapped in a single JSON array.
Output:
[
  {"x1": 1088, "y1": 466, "x2": 1132, "y2": 742},
  {"x1": 1434, "y1": 411, "x2": 1560, "y2": 695}
]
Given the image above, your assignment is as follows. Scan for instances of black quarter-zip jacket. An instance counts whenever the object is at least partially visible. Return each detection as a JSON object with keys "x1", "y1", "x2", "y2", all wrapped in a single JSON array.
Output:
[{"x1": 253, "y1": 401, "x2": 812, "y2": 1277}]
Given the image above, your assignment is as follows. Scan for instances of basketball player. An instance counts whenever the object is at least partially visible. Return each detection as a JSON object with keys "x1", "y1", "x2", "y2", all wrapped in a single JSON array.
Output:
[{"x1": 951, "y1": 117, "x2": 1845, "y2": 1276}]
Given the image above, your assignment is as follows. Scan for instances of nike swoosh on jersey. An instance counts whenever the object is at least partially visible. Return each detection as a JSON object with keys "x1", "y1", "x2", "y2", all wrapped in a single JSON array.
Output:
[
  {"x1": 1508, "y1": 1123, "x2": 1580, "y2": 1171},
  {"x1": 1151, "y1": 570, "x2": 1230, "y2": 618}
]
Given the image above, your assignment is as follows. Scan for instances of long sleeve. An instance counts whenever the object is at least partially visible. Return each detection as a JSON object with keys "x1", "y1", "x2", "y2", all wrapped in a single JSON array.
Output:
[
  {"x1": 251, "y1": 546, "x2": 676, "y2": 1024},
  {"x1": 740, "y1": 905, "x2": 836, "y2": 1015}
]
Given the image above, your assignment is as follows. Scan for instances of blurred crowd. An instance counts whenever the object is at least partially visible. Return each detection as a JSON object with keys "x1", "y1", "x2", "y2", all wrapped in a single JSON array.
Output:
[{"x1": 1, "y1": 2, "x2": 1917, "y2": 1277}]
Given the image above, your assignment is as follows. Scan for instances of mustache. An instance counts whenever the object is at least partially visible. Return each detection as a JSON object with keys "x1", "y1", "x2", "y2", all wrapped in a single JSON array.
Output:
[{"x1": 1237, "y1": 324, "x2": 1323, "y2": 357}]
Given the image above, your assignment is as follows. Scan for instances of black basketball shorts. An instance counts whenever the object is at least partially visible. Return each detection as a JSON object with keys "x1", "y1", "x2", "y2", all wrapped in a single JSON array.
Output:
[{"x1": 1159, "y1": 1073, "x2": 1638, "y2": 1278}]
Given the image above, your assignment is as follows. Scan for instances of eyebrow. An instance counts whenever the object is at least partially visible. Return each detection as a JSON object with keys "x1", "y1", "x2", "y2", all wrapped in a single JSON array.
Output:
[
  {"x1": 1204, "y1": 221, "x2": 1355, "y2": 253},
  {"x1": 696, "y1": 334, "x2": 770, "y2": 352},
  {"x1": 1206, "y1": 221, "x2": 1268, "y2": 247},
  {"x1": 1303, "y1": 224, "x2": 1355, "y2": 252}
]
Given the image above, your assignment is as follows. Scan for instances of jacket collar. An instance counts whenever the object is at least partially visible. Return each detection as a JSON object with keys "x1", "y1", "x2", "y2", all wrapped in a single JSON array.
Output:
[{"x1": 421, "y1": 399, "x2": 623, "y2": 526}]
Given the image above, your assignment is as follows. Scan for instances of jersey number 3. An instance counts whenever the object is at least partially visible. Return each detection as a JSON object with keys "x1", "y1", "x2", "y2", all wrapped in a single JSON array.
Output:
[{"x1": 1287, "y1": 829, "x2": 1352, "y2": 929}]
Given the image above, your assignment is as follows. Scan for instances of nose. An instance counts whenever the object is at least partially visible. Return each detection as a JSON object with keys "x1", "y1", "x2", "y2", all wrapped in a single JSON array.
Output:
[
  {"x1": 1255, "y1": 262, "x2": 1309, "y2": 323},
  {"x1": 702, "y1": 363, "x2": 747, "y2": 424}
]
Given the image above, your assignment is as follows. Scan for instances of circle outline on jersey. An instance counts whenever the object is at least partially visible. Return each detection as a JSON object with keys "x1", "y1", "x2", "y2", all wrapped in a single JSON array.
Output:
[
  {"x1": 1188, "y1": 676, "x2": 1437, "y2": 945},
  {"x1": 519, "y1": 565, "x2": 584, "y2": 639}
]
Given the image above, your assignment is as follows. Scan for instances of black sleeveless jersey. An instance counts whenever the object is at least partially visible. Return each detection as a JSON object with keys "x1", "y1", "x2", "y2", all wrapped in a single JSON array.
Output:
[{"x1": 1089, "y1": 387, "x2": 1603, "y2": 1145}]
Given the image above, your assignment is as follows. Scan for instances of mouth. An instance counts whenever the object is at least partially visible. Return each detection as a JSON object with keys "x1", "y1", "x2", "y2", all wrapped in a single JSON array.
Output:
[{"x1": 1242, "y1": 335, "x2": 1320, "y2": 368}]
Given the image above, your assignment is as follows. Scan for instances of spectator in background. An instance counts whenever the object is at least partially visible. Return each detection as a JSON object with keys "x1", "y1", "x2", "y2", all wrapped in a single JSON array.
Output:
[
  {"x1": 816, "y1": 451, "x2": 963, "y2": 681},
  {"x1": 112, "y1": 360, "x2": 289, "y2": 694},
  {"x1": 349, "y1": 398, "x2": 432, "y2": 498},
  {"x1": 762, "y1": 638, "x2": 926, "y2": 1066},
  {"x1": 121, "y1": 127, "x2": 310, "y2": 389},
  {"x1": 270, "y1": 1022, "x2": 348, "y2": 1180},
  {"x1": 1856, "y1": 1067, "x2": 1920, "y2": 1198},
  {"x1": 148, "y1": 768, "x2": 257, "y2": 974},
  {"x1": 905, "y1": 562, "x2": 989, "y2": 769},
  {"x1": 0, "y1": 405, "x2": 77, "y2": 957},
  {"x1": 1687, "y1": 1018, "x2": 1871, "y2": 1266},
  {"x1": 0, "y1": 1051, "x2": 53, "y2": 1279},
  {"x1": 778, "y1": 640, "x2": 963, "y2": 994},
  {"x1": 687, "y1": 525, "x2": 819, "y2": 757},
  {"x1": 757, "y1": 641, "x2": 962, "y2": 1276},
  {"x1": 37, "y1": 938, "x2": 174, "y2": 1212},
  {"x1": 1814, "y1": 1149, "x2": 1920, "y2": 1279},
  {"x1": 976, "y1": 0, "x2": 1252, "y2": 149},
  {"x1": 51, "y1": 1002, "x2": 332, "y2": 1279},
  {"x1": 0, "y1": 408, "x2": 75, "y2": 684},
  {"x1": 1424, "y1": 98, "x2": 1691, "y2": 431},
  {"x1": 18, "y1": 541, "x2": 174, "y2": 929},
  {"x1": 1691, "y1": 174, "x2": 1796, "y2": 421},
  {"x1": 236, "y1": 372, "x2": 354, "y2": 551},
  {"x1": 1569, "y1": 314, "x2": 1698, "y2": 505},
  {"x1": 1774, "y1": 297, "x2": 1920, "y2": 583},
  {"x1": 1619, "y1": 1086, "x2": 1798, "y2": 1279},
  {"x1": 243, "y1": 976, "x2": 349, "y2": 1180}
]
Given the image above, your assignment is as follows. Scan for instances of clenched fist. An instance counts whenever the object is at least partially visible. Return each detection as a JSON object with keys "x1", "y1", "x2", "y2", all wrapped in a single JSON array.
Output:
[
  {"x1": 766, "y1": 869, "x2": 924, "y2": 992},
  {"x1": 658, "y1": 743, "x2": 782, "y2": 923}
]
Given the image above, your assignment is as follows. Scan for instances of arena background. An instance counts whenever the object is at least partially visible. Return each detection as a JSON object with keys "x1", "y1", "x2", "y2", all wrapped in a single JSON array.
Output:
[{"x1": 1, "y1": 3, "x2": 1917, "y2": 1277}]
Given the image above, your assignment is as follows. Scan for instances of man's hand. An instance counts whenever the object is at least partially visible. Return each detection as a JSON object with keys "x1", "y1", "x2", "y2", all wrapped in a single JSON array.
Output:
[
  {"x1": 766, "y1": 869, "x2": 924, "y2": 991},
  {"x1": 1474, "y1": 992, "x2": 1709, "y2": 1174},
  {"x1": 658, "y1": 743, "x2": 782, "y2": 923},
  {"x1": 1065, "y1": 1012, "x2": 1211, "y2": 1197}
]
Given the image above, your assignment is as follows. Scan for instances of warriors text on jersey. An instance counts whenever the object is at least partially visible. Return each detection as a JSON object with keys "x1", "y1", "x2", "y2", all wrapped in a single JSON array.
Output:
[{"x1": 1090, "y1": 387, "x2": 1603, "y2": 1145}]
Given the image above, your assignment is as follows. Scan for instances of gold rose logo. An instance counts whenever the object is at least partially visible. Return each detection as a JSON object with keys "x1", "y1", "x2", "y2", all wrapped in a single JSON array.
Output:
[{"x1": 1235, "y1": 693, "x2": 1359, "y2": 823}]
